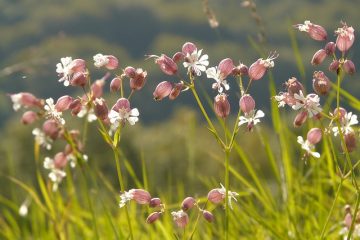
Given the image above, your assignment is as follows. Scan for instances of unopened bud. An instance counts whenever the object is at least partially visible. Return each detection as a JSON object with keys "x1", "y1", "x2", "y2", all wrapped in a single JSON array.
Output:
[
  {"x1": 343, "y1": 60, "x2": 356, "y2": 75},
  {"x1": 307, "y1": 128, "x2": 322, "y2": 145},
  {"x1": 202, "y1": 210, "x2": 214, "y2": 223},
  {"x1": 182, "y1": 42, "x2": 197, "y2": 55},
  {"x1": 70, "y1": 72, "x2": 87, "y2": 87},
  {"x1": 55, "y1": 95, "x2": 73, "y2": 112},
  {"x1": 70, "y1": 58, "x2": 86, "y2": 72},
  {"x1": 214, "y1": 94, "x2": 230, "y2": 118},
  {"x1": 207, "y1": 189, "x2": 223, "y2": 204},
  {"x1": 285, "y1": 77, "x2": 304, "y2": 95},
  {"x1": 181, "y1": 197, "x2": 196, "y2": 211},
  {"x1": 105, "y1": 55, "x2": 119, "y2": 70},
  {"x1": 146, "y1": 212, "x2": 162, "y2": 224},
  {"x1": 42, "y1": 119, "x2": 60, "y2": 140},
  {"x1": 172, "y1": 52, "x2": 185, "y2": 62},
  {"x1": 21, "y1": 111, "x2": 37, "y2": 125},
  {"x1": 153, "y1": 81, "x2": 172, "y2": 101},
  {"x1": 169, "y1": 82, "x2": 183, "y2": 100},
  {"x1": 311, "y1": 49, "x2": 327, "y2": 65},
  {"x1": 124, "y1": 66, "x2": 136, "y2": 78},
  {"x1": 218, "y1": 58, "x2": 234, "y2": 78},
  {"x1": 313, "y1": 71, "x2": 331, "y2": 95},
  {"x1": 130, "y1": 68, "x2": 147, "y2": 91},
  {"x1": 110, "y1": 77, "x2": 122, "y2": 92},
  {"x1": 155, "y1": 54, "x2": 178, "y2": 75},
  {"x1": 149, "y1": 198, "x2": 162, "y2": 208},
  {"x1": 293, "y1": 111, "x2": 308, "y2": 127},
  {"x1": 239, "y1": 94, "x2": 255, "y2": 114},
  {"x1": 329, "y1": 60, "x2": 340, "y2": 72},
  {"x1": 324, "y1": 42, "x2": 336, "y2": 56},
  {"x1": 344, "y1": 132, "x2": 357, "y2": 152},
  {"x1": 93, "y1": 98, "x2": 108, "y2": 120},
  {"x1": 54, "y1": 152, "x2": 68, "y2": 169}
]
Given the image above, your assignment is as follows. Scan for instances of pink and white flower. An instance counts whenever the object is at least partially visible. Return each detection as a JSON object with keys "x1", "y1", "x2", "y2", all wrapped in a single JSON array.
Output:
[
  {"x1": 297, "y1": 136, "x2": 320, "y2": 158},
  {"x1": 238, "y1": 109, "x2": 265, "y2": 131},
  {"x1": 182, "y1": 42, "x2": 209, "y2": 76},
  {"x1": 332, "y1": 112, "x2": 358, "y2": 136},
  {"x1": 43, "y1": 157, "x2": 66, "y2": 191},
  {"x1": 206, "y1": 58, "x2": 234, "y2": 93},
  {"x1": 108, "y1": 98, "x2": 139, "y2": 127},
  {"x1": 292, "y1": 91, "x2": 322, "y2": 117},
  {"x1": 44, "y1": 98, "x2": 65, "y2": 125}
]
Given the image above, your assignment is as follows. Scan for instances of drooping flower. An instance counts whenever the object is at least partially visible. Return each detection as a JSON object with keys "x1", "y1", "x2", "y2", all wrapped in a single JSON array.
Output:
[
  {"x1": 182, "y1": 42, "x2": 209, "y2": 76},
  {"x1": 214, "y1": 94, "x2": 230, "y2": 119},
  {"x1": 292, "y1": 91, "x2": 322, "y2": 117},
  {"x1": 108, "y1": 98, "x2": 139, "y2": 127},
  {"x1": 44, "y1": 98, "x2": 65, "y2": 125},
  {"x1": 238, "y1": 109, "x2": 265, "y2": 131},
  {"x1": 248, "y1": 52, "x2": 278, "y2": 80},
  {"x1": 206, "y1": 58, "x2": 234, "y2": 93},
  {"x1": 335, "y1": 22, "x2": 355, "y2": 52},
  {"x1": 207, "y1": 183, "x2": 239, "y2": 209},
  {"x1": 294, "y1": 20, "x2": 327, "y2": 41},
  {"x1": 9, "y1": 92, "x2": 41, "y2": 111},
  {"x1": 119, "y1": 189, "x2": 151, "y2": 208},
  {"x1": 93, "y1": 53, "x2": 119, "y2": 69}
]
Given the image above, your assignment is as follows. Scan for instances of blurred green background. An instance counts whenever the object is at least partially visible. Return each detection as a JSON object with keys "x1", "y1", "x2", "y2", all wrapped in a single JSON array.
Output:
[{"x1": 0, "y1": 0, "x2": 359, "y2": 198}]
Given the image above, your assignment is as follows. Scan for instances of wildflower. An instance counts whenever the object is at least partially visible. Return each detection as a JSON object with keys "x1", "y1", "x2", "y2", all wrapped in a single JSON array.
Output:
[
  {"x1": 32, "y1": 128, "x2": 53, "y2": 150},
  {"x1": 324, "y1": 42, "x2": 336, "y2": 56},
  {"x1": 329, "y1": 60, "x2": 340, "y2": 72},
  {"x1": 311, "y1": 49, "x2": 327, "y2": 65},
  {"x1": 110, "y1": 77, "x2": 122, "y2": 92},
  {"x1": 248, "y1": 52, "x2": 278, "y2": 80},
  {"x1": 42, "y1": 120, "x2": 60, "y2": 140},
  {"x1": 307, "y1": 128, "x2": 322, "y2": 145},
  {"x1": 109, "y1": 98, "x2": 139, "y2": 127},
  {"x1": 119, "y1": 189, "x2": 151, "y2": 208},
  {"x1": 70, "y1": 71, "x2": 87, "y2": 87},
  {"x1": 153, "y1": 81, "x2": 173, "y2": 101},
  {"x1": 335, "y1": 22, "x2": 355, "y2": 52},
  {"x1": 239, "y1": 94, "x2": 255, "y2": 114},
  {"x1": 293, "y1": 111, "x2": 308, "y2": 128},
  {"x1": 312, "y1": 71, "x2": 331, "y2": 95},
  {"x1": 292, "y1": 91, "x2": 322, "y2": 117},
  {"x1": 21, "y1": 111, "x2": 37, "y2": 125},
  {"x1": 124, "y1": 66, "x2": 136, "y2": 78},
  {"x1": 294, "y1": 20, "x2": 327, "y2": 41},
  {"x1": 169, "y1": 82, "x2": 184, "y2": 100},
  {"x1": 274, "y1": 92, "x2": 296, "y2": 108},
  {"x1": 146, "y1": 212, "x2": 162, "y2": 224},
  {"x1": 206, "y1": 58, "x2": 234, "y2": 93},
  {"x1": 171, "y1": 210, "x2": 189, "y2": 228},
  {"x1": 182, "y1": 42, "x2": 209, "y2": 76},
  {"x1": 207, "y1": 183, "x2": 239, "y2": 209},
  {"x1": 202, "y1": 210, "x2": 214, "y2": 223},
  {"x1": 44, "y1": 98, "x2": 65, "y2": 125},
  {"x1": 238, "y1": 109, "x2": 265, "y2": 131},
  {"x1": 181, "y1": 197, "x2": 196, "y2": 211},
  {"x1": 149, "y1": 198, "x2": 162, "y2": 208},
  {"x1": 214, "y1": 94, "x2": 230, "y2": 119},
  {"x1": 56, "y1": 57, "x2": 74, "y2": 86},
  {"x1": 129, "y1": 68, "x2": 147, "y2": 91},
  {"x1": 343, "y1": 60, "x2": 356, "y2": 75},
  {"x1": 297, "y1": 128, "x2": 322, "y2": 158},
  {"x1": 43, "y1": 157, "x2": 66, "y2": 191},
  {"x1": 10, "y1": 92, "x2": 41, "y2": 111},
  {"x1": 55, "y1": 95, "x2": 73, "y2": 112},
  {"x1": 332, "y1": 112, "x2": 358, "y2": 136},
  {"x1": 93, "y1": 98, "x2": 109, "y2": 120},
  {"x1": 93, "y1": 53, "x2": 119, "y2": 70},
  {"x1": 285, "y1": 77, "x2": 304, "y2": 95},
  {"x1": 153, "y1": 54, "x2": 178, "y2": 75},
  {"x1": 91, "y1": 79, "x2": 106, "y2": 99}
]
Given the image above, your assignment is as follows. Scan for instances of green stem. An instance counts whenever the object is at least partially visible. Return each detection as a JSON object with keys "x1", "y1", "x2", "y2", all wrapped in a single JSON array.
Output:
[{"x1": 224, "y1": 149, "x2": 230, "y2": 240}]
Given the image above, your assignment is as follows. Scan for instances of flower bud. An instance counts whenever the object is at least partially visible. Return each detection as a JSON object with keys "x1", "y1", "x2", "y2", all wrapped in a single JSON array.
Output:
[
  {"x1": 181, "y1": 197, "x2": 196, "y2": 211},
  {"x1": 93, "y1": 98, "x2": 108, "y2": 120},
  {"x1": 70, "y1": 58, "x2": 86, "y2": 72},
  {"x1": 131, "y1": 189, "x2": 151, "y2": 205},
  {"x1": 324, "y1": 42, "x2": 336, "y2": 56},
  {"x1": 172, "y1": 52, "x2": 185, "y2": 62},
  {"x1": 171, "y1": 210, "x2": 189, "y2": 228},
  {"x1": 218, "y1": 58, "x2": 234, "y2": 78},
  {"x1": 124, "y1": 66, "x2": 136, "y2": 78},
  {"x1": 202, "y1": 210, "x2": 214, "y2": 223},
  {"x1": 155, "y1": 54, "x2": 178, "y2": 75},
  {"x1": 313, "y1": 71, "x2": 331, "y2": 95},
  {"x1": 232, "y1": 63, "x2": 248, "y2": 76},
  {"x1": 344, "y1": 132, "x2": 357, "y2": 152},
  {"x1": 54, "y1": 152, "x2": 68, "y2": 169},
  {"x1": 182, "y1": 42, "x2": 197, "y2": 55},
  {"x1": 91, "y1": 79, "x2": 105, "y2": 99},
  {"x1": 329, "y1": 60, "x2": 340, "y2": 72},
  {"x1": 207, "y1": 189, "x2": 223, "y2": 204},
  {"x1": 239, "y1": 94, "x2": 255, "y2": 114},
  {"x1": 55, "y1": 95, "x2": 73, "y2": 112},
  {"x1": 21, "y1": 111, "x2": 37, "y2": 125},
  {"x1": 169, "y1": 82, "x2": 183, "y2": 100},
  {"x1": 146, "y1": 212, "x2": 162, "y2": 224},
  {"x1": 69, "y1": 99, "x2": 82, "y2": 116},
  {"x1": 70, "y1": 72, "x2": 87, "y2": 87},
  {"x1": 343, "y1": 60, "x2": 356, "y2": 75},
  {"x1": 9, "y1": 92, "x2": 42, "y2": 111},
  {"x1": 110, "y1": 77, "x2": 122, "y2": 92},
  {"x1": 130, "y1": 68, "x2": 147, "y2": 91},
  {"x1": 248, "y1": 53, "x2": 277, "y2": 80},
  {"x1": 311, "y1": 49, "x2": 327, "y2": 65},
  {"x1": 149, "y1": 198, "x2": 162, "y2": 208},
  {"x1": 214, "y1": 94, "x2": 230, "y2": 118},
  {"x1": 106, "y1": 55, "x2": 119, "y2": 70},
  {"x1": 42, "y1": 119, "x2": 60, "y2": 140},
  {"x1": 112, "y1": 98, "x2": 130, "y2": 112},
  {"x1": 293, "y1": 111, "x2": 308, "y2": 128},
  {"x1": 285, "y1": 77, "x2": 304, "y2": 95},
  {"x1": 153, "y1": 81, "x2": 172, "y2": 101},
  {"x1": 307, "y1": 128, "x2": 322, "y2": 145},
  {"x1": 335, "y1": 23, "x2": 355, "y2": 52}
]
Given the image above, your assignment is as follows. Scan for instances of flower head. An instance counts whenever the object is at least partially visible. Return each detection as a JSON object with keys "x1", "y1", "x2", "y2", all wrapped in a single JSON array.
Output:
[
  {"x1": 119, "y1": 189, "x2": 151, "y2": 208},
  {"x1": 297, "y1": 136, "x2": 320, "y2": 158},
  {"x1": 206, "y1": 58, "x2": 234, "y2": 93},
  {"x1": 238, "y1": 109, "x2": 265, "y2": 131},
  {"x1": 182, "y1": 42, "x2": 209, "y2": 76},
  {"x1": 248, "y1": 52, "x2": 278, "y2": 80},
  {"x1": 93, "y1": 54, "x2": 118, "y2": 69},
  {"x1": 332, "y1": 112, "x2": 358, "y2": 136},
  {"x1": 207, "y1": 183, "x2": 239, "y2": 209},
  {"x1": 108, "y1": 98, "x2": 139, "y2": 127},
  {"x1": 294, "y1": 20, "x2": 327, "y2": 41},
  {"x1": 335, "y1": 22, "x2": 355, "y2": 52},
  {"x1": 56, "y1": 57, "x2": 85, "y2": 86},
  {"x1": 44, "y1": 98, "x2": 65, "y2": 125},
  {"x1": 292, "y1": 91, "x2": 322, "y2": 117}
]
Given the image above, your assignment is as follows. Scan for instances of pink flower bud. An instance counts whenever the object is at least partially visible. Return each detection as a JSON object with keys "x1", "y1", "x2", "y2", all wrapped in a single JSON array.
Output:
[
  {"x1": 248, "y1": 53, "x2": 277, "y2": 80},
  {"x1": 146, "y1": 212, "x2": 162, "y2": 224},
  {"x1": 42, "y1": 119, "x2": 60, "y2": 140},
  {"x1": 345, "y1": 212, "x2": 352, "y2": 229},
  {"x1": 343, "y1": 60, "x2": 356, "y2": 75},
  {"x1": 55, "y1": 95, "x2": 73, "y2": 112},
  {"x1": 155, "y1": 54, "x2": 178, "y2": 75},
  {"x1": 93, "y1": 98, "x2": 108, "y2": 120},
  {"x1": 70, "y1": 72, "x2": 87, "y2": 87},
  {"x1": 324, "y1": 42, "x2": 336, "y2": 56},
  {"x1": 172, "y1": 52, "x2": 185, "y2": 62},
  {"x1": 218, "y1": 58, "x2": 234, "y2": 78},
  {"x1": 149, "y1": 198, "x2": 162, "y2": 208},
  {"x1": 169, "y1": 82, "x2": 183, "y2": 100},
  {"x1": 9, "y1": 92, "x2": 42, "y2": 111},
  {"x1": 311, "y1": 49, "x2": 327, "y2": 65},
  {"x1": 312, "y1": 71, "x2": 331, "y2": 95},
  {"x1": 285, "y1": 77, "x2": 304, "y2": 95},
  {"x1": 295, "y1": 21, "x2": 327, "y2": 41},
  {"x1": 105, "y1": 55, "x2": 119, "y2": 70},
  {"x1": 335, "y1": 23, "x2": 355, "y2": 52},
  {"x1": 153, "y1": 81, "x2": 172, "y2": 101},
  {"x1": 69, "y1": 99, "x2": 82, "y2": 116},
  {"x1": 232, "y1": 63, "x2": 248, "y2": 76},
  {"x1": 202, "y1": 210, "x2": 214, "y2": 223},
  {"x1": 329, "y1": 60, "x2": 340, "y2": 72},
  {"x1": 307, "y1": 128, "x2": 322, "y2": 145},
  {"x1": 112, "y1": 98, "x2": 130, "y2": 112},
  {"x1": 181, "y1": 197, "x2": 196, "y2": 211},
  {"x1": 54, "y1": 152, "x2": 68, "y2": 169},
  {"x1": 70, "y1": 58, "x2": 86, "y2": 72},
  {"x1": 130, "y1": 68, "x2": 147, "y2": 91},
  {"x1": 171, "y1": 210, "x2": 189, "y2": 228},
  {"x1": 344, "y1": 132, "x2": 357, "y2": 152},
  {"x1": 182, "y1": 42, "x2": 197, "y2": 55},
  {"x1": 214, "y1": 94, "x2": 230, "y2": 118},
  {"x1": 239, "y1": 94, "x2": 255, "y2": 114},
  {"x1": 21, "y1": 111, "x2": 37, "y2": 125},
  {"x1": 207, "y1": 189, "x2": 223, "y2": 204},
  {"x1": 110, "y1": 77, "x2": 122, "y2": 92},
  {"x1": 91, "y1": 79, "x2": 105, "y2": 99},
  {"x1": 293, "y1": 111, "x2": 308, "y2": 128},
  {"x1": 131, "y1": 189, "x2": 151, "y2": 205},
  {"x1": 124, "y1": 66, "x2": 136, "y2": 78}
]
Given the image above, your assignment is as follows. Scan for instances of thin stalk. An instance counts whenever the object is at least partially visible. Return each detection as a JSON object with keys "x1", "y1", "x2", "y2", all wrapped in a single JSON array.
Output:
[{"x1": 224, "y1": 149, "x2": 230, "y2": 240}]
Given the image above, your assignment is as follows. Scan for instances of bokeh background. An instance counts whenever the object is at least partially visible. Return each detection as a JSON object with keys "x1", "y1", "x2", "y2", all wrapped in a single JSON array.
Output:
[{"x1": 0, "y1": 0, "x2": 359, "y2": 197}]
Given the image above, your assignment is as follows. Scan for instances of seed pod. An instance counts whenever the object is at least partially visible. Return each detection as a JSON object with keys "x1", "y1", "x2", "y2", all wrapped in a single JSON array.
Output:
[
  {"x1": 311, "y1": 49, "x2": 327, "y2": 65},
  {"x1": 214, "y1": 94, "x2": 230, "y2": 118},
  {"x1": 313, "y1": 71, "x2": 331, "y2": 95}
]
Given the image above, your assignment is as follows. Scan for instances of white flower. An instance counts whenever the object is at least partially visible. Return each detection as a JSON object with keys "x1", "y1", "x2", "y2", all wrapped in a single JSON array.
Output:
[
  {"x1": 44, "y1": 98, "x2": 65, "y2": 125},
  {"x1": 43, "y1": 157, "x2": 66, "y2": 192},
  {"x1": 108, "y1": 108, "x2": 139, "y2": 127},
  {"x1": 274, "y1": 94, "x2": 286, "y2": 107},
  {"x1": 32, "y1": 128, "x2": 52, "y2": 150},
  {"x1": 56, "y1": 57, "x2": 73, "y2": 86},
  {"x1": 77, "y1": 106, "x2": 97, "y2": 122},
  {"x1": 206, "y1": 66, "x2": 230, "y2": 93},
  {"x1": 296, "y1": 20, "x2": 311, "y2": 32},
  {"x1": 10, "y1": 93, "x2": 22, "y2": 111},
  {"x1": 183, "y1": 49, "x2": 209, "y2": 76},
  {"x1": 238, "y1": 110, "x2": 265, "y2": 130},
  {"x1": 297, "y1": 136, "x2": 320, "y2": 158},
  {"x1": 292, "y1": 91, "x2": 322, "y2": 117},
  {"x1": 18, "y1": 198, "x2": 31, "y2": 217},
  {"x1": 93, "y1": 53, "x2": 109, "y2": 68},
  {"x1": 218, "y1": 183, "x2": 239, "y2": 210},
  {"x1": 119, "y1": 190, "x2": 135, "y2": 208},
  {"x1": 332, "y1": 112, "x2": 358, "y2": 136}
]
